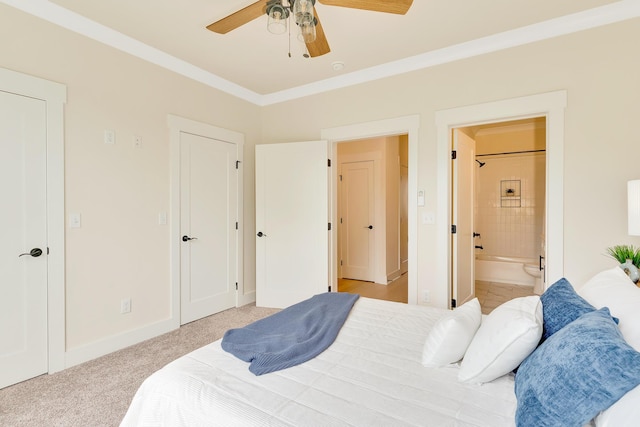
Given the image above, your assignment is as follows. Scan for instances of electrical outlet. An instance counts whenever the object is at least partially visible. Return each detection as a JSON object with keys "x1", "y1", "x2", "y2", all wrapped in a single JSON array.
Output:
[
  {"x1": 133, "y1": 135, "x2": 142, "y2": 148},
  {"x1": 120, "y1": 298, "x2": 131, "y2": 314},
  {"x1": 422, "y1": 290, "x2": 430, "y2": 303}
]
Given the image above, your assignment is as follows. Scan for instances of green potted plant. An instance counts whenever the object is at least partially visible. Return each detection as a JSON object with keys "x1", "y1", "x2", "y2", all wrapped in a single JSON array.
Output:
[{"x1": 606, "y1": 244, "x2": 640, "y2": 283}]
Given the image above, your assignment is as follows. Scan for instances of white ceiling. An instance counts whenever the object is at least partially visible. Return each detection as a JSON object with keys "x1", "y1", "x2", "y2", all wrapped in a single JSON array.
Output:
[{"x1": 5, "y1": 0, "x2": 638, "y2": 105}]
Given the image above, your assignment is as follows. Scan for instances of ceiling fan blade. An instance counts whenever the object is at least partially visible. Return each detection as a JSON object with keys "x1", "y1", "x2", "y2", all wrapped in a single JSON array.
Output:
[
  {"x1": 207, "y1": 0, "x2": 269, "y2": 34},
  {"x1": 317, "y1": 0, "x2": 413, "y2": 15},
  {"x1": 307, "y1": 8, "x2": 330, "y2": 57}
]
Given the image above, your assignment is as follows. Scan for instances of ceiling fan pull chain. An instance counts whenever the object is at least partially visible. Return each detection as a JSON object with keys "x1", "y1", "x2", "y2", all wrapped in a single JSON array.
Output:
[{"x1": 287, "y1": 5, "x2": 292, "y2": 58}]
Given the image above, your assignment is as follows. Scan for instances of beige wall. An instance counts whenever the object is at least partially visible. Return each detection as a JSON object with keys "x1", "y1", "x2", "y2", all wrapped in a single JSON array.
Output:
[
  {"x1": 261, "y1": 19, "x2": 640, "y2": 303},
  {"x1": 2, "y1": 2, "x2": 639, "y2": 364},
  {"x1": 0, "y1": 6, "x2": 261, "y2": 355},
  {"x1": 475, "y1": 124, "x2": 546, "y2": 155}
]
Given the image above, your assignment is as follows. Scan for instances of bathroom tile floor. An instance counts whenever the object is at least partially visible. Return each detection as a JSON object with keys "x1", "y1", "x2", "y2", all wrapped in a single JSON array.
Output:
[{"x1": 475, "y1": 280, "x2": 535, "y2": 314}]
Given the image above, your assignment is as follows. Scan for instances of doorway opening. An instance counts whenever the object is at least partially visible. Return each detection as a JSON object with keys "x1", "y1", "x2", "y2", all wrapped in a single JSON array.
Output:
[
  {"x1": 453, "y1": 118, "x2": 546, "y2": 313},
  {"x1": 335, "y1": 135, "x2": 409, "y2": 303},
  {"x1": 322, "y1": 115, "x2": 419, "y2": 304},
  {"x1": 437, "y1": 90, "x2": 566, "y2": 311}
]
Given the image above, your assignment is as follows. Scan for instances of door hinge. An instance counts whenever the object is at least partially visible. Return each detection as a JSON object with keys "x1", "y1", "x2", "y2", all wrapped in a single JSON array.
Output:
[
  {"x1": 328, "y1": 285, "x2": 332, "y2": 292},
  {"x1": 47, "y1": 247, "x2": 50, "y2": 255},
  {"x1": 451, "y1": 224, "x2": 457, "y2": 234},
  {"x1": 328, "y1": 159, "x2": 331, "y2": 167},
  {"x1": 451, "y1": 150, "x2": 457, "y2": 160},
  {"x1": 235, "y1": 160, "x2": 241, "y2": 169},
  {"x1": 451, "y1": 299, "x2": 457, "y2": 308},
  {"x1": 340, "y1": 217, "x2": 343, "y2": 224},
  {"x1": 235, "y1": 222, "x2": 239, "y2": 230},
  {"x1": 235, "y1": 282, "x2": 238, "y2": 290},
  {"x1": 339, "y1": 174, "x2": 342, "y2": 181},
  {"x1": 340, "y1": 259, "x2": 343, "y2": 266},
  {"x1": 328, "y1": 222, "x2": 332, "y2": 231}
]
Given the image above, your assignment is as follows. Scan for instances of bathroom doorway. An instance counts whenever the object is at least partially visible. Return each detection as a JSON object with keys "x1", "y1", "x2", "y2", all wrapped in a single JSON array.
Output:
[{"x1": 453, "y1": 117, "x2": 546, "y2": 313}]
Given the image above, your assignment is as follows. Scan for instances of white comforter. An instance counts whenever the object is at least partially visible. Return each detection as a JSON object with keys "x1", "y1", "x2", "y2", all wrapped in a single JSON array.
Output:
[{"x1": 121, "y1": 297, "x2": 517, "y2": 426}]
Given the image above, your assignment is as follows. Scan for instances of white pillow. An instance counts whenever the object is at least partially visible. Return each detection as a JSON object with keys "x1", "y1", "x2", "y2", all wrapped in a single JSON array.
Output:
[
  {"x1": 421, "y1": 298, "x2": 482, "y2": 367},
  {"x1": 577, "y1": 267, "x2": 640, "y2": 351},
  {"x1": 595, "y1": 384, "x2": 640, "y2": 426},
  {"x1": 458, "y1": 296, "x2": 543, "y2": 384}
]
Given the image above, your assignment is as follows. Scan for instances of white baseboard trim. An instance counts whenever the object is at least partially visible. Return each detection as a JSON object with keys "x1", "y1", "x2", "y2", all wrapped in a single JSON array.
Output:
[
  {"x1": 238, "y1": 289, "x2": 256, "y2": 307},
  {"x1": 387, "y1": 269, "x2": 401, "y2": 283},
  {"x1": 64, "y1": 318, "x2": 177, "y2": 369},
  {"x1": 401, "y1": 260, "x2": 408, "y2": 275}
]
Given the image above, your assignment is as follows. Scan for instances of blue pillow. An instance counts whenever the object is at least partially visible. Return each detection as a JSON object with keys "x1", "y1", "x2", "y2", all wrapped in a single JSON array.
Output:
[
  {"x1": 540, "y1": 278, "x2": 595, "y2": 340},
  {"x1": 515, "y1": 308, "x2": 640, "y2": 427}
]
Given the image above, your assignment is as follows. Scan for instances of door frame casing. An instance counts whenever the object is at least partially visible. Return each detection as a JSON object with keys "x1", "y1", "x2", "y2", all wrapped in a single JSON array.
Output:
[
  {"x1": 0, "y1": 67, "x2": 67, "y2": 373},
  {"x1": 168, "y1": 115, "x2": 245, "y2": 329},
  {"x1": 322, "y1": 115, "x2": 420, "y2": 303},
  {"x1": 436, "y1": 90, "x2": 567, "y2": 309}
]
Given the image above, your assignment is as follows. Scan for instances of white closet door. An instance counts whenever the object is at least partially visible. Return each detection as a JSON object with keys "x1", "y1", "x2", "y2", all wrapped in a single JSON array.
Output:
[
  {"x1": 0, "y1": 90, "x2": 48, "y2": 388},
  {"x1": 180, "y1": 132, "x2": 237, "y2": 324}
]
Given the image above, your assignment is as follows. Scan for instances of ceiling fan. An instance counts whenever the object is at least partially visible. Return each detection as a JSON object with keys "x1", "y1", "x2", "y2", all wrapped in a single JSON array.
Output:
[{"x1": 206, "y1": 0, "x2": 413, "y2": 58}]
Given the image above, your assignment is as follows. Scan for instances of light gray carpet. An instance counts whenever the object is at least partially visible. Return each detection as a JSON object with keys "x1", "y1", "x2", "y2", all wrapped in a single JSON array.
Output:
[{"x1": 0, "y1": 304, "x2": 280, "y2": 427}]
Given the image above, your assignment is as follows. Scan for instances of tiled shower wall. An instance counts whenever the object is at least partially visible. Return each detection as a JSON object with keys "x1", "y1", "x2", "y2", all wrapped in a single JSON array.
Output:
[{"x1": 474, "y1": 153, "x2": 545, "y2": 260}]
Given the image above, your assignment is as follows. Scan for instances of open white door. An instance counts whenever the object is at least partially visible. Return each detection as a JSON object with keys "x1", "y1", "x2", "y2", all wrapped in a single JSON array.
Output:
[
  {"x1": 451, "y1": 129, "x2": 475, "y2": 308},
  {"x1": 255, "y1": 141, "x2": 330, "y2": 308}
]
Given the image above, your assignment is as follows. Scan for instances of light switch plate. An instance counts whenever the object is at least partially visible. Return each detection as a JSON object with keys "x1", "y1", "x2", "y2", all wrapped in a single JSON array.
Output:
[
  {"x1": 158, "y1": 212, "x2": 167, "y2": 225},
  {"x1": 104, "y1": 129, "x2": 115, "y2": 144},
  {"x1": 69, "y1": 213, "x2": 81, "y2": 228},
  {"x1": 423, "y1": 212, "x2": 435, "y2": 224}
]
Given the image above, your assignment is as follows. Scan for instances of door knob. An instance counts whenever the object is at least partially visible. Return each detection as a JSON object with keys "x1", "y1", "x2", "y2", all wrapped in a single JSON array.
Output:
[
  {"x1": 257, "y1": 231, "x2": 267, "y2": 237},
  {"x1": 19, "y1": 248, "x2": 43, "y2": 258},
  {"x1": 366, "y1": 225, "x2": 374, "y2": 230},
  {"x1": 182, "y1": 235, "x2": 198, "y2": 242}
]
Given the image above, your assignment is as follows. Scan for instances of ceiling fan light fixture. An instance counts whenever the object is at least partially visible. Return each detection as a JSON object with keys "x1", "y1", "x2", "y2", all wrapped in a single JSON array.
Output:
[
  {"x1": 292, "y1": 0, "x2": 316, "y2": 25},
  {"x1": 266, "y1": 2, "x2": 289, "y2": 35},
  {"x1": 297, "y1": 14, "x2": 317, "y2": 43}
]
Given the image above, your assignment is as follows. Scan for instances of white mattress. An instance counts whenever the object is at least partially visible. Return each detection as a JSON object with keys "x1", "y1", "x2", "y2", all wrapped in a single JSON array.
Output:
[{"x1": 120, "y1": 297, "x2": 517, "y2": 426}]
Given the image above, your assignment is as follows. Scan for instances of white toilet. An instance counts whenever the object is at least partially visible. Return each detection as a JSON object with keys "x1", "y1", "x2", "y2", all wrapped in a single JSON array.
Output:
[{"x1": 523, "y1": 264, "x2": 543, "y2": 295}]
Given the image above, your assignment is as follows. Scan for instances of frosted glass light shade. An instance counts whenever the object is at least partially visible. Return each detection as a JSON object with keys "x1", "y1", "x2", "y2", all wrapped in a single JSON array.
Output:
[
  {"x1": 298, "y1": 15, "x2": 316, "y2": 43},
  {"x1": 628, "y1": 180, "x2": 640, "y2": 236},
  {"x1": 293, "y1": 0, "x2": 314, "y2": 25},
  {"x1": 267, "y1": 4, "x2": 287, "y2": 34}
]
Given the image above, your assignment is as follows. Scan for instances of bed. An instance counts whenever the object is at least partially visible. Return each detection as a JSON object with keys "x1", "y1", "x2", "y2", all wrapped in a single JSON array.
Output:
[{"x1": 121, "y1": 267, "x2": 640, "y2": 427}]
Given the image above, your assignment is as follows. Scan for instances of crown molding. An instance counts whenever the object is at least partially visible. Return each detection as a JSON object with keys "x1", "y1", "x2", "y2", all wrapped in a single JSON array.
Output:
[
  {"x1": 0, "y1": 0, "x2": 263, "y2": 105},
  {"x1": 3, "y1": 0, "x2": 639, "y2": 107}
]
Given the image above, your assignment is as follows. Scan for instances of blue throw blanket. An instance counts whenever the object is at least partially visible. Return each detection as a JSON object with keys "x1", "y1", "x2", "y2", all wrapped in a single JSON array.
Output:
[{"x1": 221, "y1": 292, "x2": 359, "y2": 375}]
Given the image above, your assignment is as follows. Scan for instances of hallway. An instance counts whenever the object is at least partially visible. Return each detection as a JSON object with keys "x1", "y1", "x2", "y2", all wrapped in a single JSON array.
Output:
[{"x1": 338, "y1": 274, "x2": 408, "y2": 303}]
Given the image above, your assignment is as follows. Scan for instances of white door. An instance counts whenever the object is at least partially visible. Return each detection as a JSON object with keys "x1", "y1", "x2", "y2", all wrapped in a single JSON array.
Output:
[
  {"x1": 452, "y1": 129, "x2": 475, "y2": 307},
  {"x1": 0, "y1": 90, "x2": 48, "y2": 388},
  {"x1": 180, "y1": 132, "x2": 237, "y2": 324},
  {"x1": 340, "y1": 160, "x2": 375, "y2": 281},
  {"x1": 255, "y1": 141, "x2": 329, "y2": 308}
]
